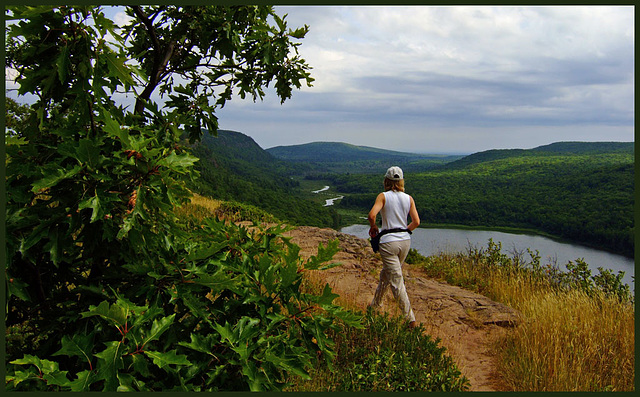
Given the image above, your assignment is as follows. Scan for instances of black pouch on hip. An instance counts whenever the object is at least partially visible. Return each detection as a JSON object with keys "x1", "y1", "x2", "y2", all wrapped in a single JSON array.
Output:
[{"x1": 369, "y1": 228, "x2": 412, "y2": 253}]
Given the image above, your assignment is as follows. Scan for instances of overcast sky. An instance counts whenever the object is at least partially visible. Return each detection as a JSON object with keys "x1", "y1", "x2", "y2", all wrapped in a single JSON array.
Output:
[
  {"x1": 217, "y1": 5, "x2": 635, "y2": 154},
  {"x1": 7, "y1": 5, "x2": 635, "y2": 154}
]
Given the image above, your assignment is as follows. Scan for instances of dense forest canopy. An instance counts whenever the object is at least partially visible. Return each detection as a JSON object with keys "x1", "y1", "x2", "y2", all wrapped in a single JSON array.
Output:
[{"x1": 331, "y1": 142, "x2": 634, "y2": 257}]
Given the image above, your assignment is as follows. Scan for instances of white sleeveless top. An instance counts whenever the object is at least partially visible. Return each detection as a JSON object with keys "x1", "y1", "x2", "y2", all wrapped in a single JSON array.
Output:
[{"x1": 380, "y1": 190, "x2": 411, "y2": 244}]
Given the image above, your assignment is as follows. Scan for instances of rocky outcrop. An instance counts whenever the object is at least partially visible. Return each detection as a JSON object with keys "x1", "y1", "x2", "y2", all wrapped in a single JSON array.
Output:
[{"x1": 284, "y1": 225, "x2": 522, "y2": 392}]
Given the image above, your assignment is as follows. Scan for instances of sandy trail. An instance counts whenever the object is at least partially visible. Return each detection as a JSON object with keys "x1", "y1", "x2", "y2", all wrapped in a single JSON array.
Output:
[{"x1": 284, "y1": 226, "x2": 521, "y2": 392}]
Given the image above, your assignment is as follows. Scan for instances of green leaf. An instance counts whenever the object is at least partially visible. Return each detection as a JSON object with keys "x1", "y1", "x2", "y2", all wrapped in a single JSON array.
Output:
[
  {"x1": 56, "y1": 45, "x2": 71, "y2": 83},
  {"x1": 76, "y1": 138, "x2": 102, "y2": 168},
  {"x1": 81, "y1": 301, "x2": 126, "y2": 327},
  {"x1": 103, "y1": 51, "x2": 135, "y2": 87},
  {"x1": 185, "y1": 241, "x2": 228, "y2": 261},
  {"x1": 179, "y1": 292, "x2": 213, "y2": 327},
  {"x1": 31, "y1": 165, "x2": 81, "y2": 192},
  {"x1": 280, "y1": 258, "x2": 299, "y2": 288},
  {"x1": 78, "y1": 194, "x2": 103, "y2": 223},
  {"x1": 331, "y1": 307, "x2": 364, "y2": 329},
  {"x1": 6, "y1": 275, "x2": 31, "y2": 302},
  {"x1": 143, "y1": 350, "x2": 191, "y2": 369},
  {"x1": 242, "y1": 361, "x2": 267, "y2": 392},
  {"x1": 264, "y1": 351, "x2": 310, "y2": 380},
  {"x1": 289, "y1": 26, "x2": 308, "y2": 39},
  {"x1": 192, "y1": 269, "x2": 240, "y2": 292},
  {"x1": 214, "y1": 321, "x2": 235, "y2": 344},
  {"x1": 131, "y1": 304, "x2": 163, "y2": 328},
  {"x1": 142, "y1": 314, "x2": 175, "y2": 347},
  {"x1": 179, "y1": 334, "x2": 219, "y2": 356},
  {"x1": 100, "y1": 109, "x2": 130, "y2": 147},
  {"x1": 52, "y1": 333, "x2": 95, "y2": 367},
  {"x1": 5, "y1": 134, "x2": 28, "y2": 146},
  {"x1": 158, "y1": 151, "x2": 198, "y2": 173},
  {"x1": 44, "y1": 226, "x2": 63, "y2": 266},
  {"x1": 6, "y1": 369, "x2": 39, "y2": 388},
  {"x1": 11, "y1": 354, "x2": 57, "y2": 372},
  {"x1": 117, "y1": 372, "x2": 147, "y2": 391},
  {"x1": 303, "y1": 239, "x2": 339, "y2": 270},
  {"x1": 315, "y1": 283, "x2": 339, "y2": 306},
  {"x1": 69, "y1": 370, "x2": 96, "y2": 392},
  {"x1": 95, "y1": 341, "x2": 125, "y2": 391},
  {"x1": 19, "y1": 220, "x2": 50, "y2": 256},
  {"x1": 131, "y1": 354, "x2": 152, "y2": 378},
  {"x1": 42, "y1": 370, "x2": 71, "y2": 387}
]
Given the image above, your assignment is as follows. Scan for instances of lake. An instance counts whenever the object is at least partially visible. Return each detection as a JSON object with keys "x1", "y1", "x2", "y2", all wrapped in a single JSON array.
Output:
[{"x1": 340, "y1": 224, "x2": 635, "y2": 288}]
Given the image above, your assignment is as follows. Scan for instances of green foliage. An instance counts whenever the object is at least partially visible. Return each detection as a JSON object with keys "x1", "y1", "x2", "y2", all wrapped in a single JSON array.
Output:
[
  {"x1": 6, "y1": 220, "x2": 363, "y2": 391},
  {"x1": 404, "y1": 248, "x2": 428, "y2": 265},
  {"x1": 5, "y1": 5, "x2": 358, "y2": 392},
  {"x1": 292, "y1": 310, "x2": 469, "y2": 392},
  {"x1": 5, "y1": 97, "x2": 31, "y2": 137},
  {"x1": 121, "y1": 4, "x2": 314, "y2": 139},
  {"x1": 6, "y1": 5, "x2": 198, "y2": 328},
  {"x1": 551, "y1": 259, "x2": 632, "y2": 303}
]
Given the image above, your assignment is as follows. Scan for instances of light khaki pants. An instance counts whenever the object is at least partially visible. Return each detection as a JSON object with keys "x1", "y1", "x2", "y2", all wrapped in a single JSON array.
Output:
[{"x1": 369, "y1": 239, "x2": 416, "y2": 322}]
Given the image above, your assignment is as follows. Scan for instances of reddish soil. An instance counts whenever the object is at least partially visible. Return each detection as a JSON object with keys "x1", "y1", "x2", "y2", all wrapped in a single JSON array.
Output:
[{"x1": 284, "y1": 226, "x2": 521, "y2": 392}]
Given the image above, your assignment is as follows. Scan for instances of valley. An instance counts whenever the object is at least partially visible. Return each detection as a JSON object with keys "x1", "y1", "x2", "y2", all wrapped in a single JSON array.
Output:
[{"x1": 195, "y1": 132, "x2": 632, "y2": 258}]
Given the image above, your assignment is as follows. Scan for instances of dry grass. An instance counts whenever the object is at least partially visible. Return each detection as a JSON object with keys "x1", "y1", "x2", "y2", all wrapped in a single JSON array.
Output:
[
  {"x1": 419, "y1": 252, "x2": 635, "y2": 392},
  {"x1": 174, "y1": 193, "x2": 278, "y2": 224},
  {"x1": 497, "y1": 289, "x2": 634, "y2": 391},
  {"x1": 173, "y1": 193, "x2": 223, "y2": 221}
]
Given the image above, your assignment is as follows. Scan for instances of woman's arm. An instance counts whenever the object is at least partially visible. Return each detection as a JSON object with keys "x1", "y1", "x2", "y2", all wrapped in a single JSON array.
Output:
[
  {"x1": 368, "y1": 193, "x2": 385, "y2": 237},
  {"x1": 407, "y1": 196, "x2": 420, "y2": 232}
]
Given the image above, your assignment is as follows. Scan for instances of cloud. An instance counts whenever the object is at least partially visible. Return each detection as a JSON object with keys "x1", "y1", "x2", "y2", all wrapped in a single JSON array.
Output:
[
  {"x1": 221, "y1": 5, "x2": 633, "y2": 152},
  {"x1": 6, "y1": 5, "x2": 633, "y2": 153}
]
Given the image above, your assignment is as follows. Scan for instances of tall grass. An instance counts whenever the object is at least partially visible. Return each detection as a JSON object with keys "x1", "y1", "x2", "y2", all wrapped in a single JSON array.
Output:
[
  {"x1": 175, "y1": 193, "x2": 278, "y2": 224},
  {"x1": 413, "y1": 241, "x2": 634, "y2": 392},
  {"x1": 499, "y1": 289, "x2": 634, "y2": 391}
]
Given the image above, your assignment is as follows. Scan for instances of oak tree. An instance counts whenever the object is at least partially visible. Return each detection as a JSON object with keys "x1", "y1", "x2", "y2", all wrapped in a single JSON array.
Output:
[{"x1": 6, "y1": 5, "x2": 356, "y2": 391}]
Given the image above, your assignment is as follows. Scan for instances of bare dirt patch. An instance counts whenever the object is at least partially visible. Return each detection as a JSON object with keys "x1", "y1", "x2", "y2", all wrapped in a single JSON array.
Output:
[{"x1": 285, "y1": 226, "x2": 521, "y2": 392}]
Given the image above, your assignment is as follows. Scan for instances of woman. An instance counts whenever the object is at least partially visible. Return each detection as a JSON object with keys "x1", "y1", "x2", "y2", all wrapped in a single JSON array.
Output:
[{"x1": 368, "y1": 166, "x2": 420, "y2": 328}]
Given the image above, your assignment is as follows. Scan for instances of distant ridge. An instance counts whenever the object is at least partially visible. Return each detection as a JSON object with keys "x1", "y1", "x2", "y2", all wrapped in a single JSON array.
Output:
[
  {"x1": 444, "y1": 141, "x2": 633, "y2": 170},
  {"x1": 267, "y1": 141, "x2": 451, "y2": 163},
  {"x1": 531, "y1": 141, "x2": 633, "y2": 154}
]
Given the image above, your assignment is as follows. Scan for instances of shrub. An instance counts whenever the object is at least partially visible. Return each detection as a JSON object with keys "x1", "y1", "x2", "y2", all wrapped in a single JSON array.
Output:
[
  {"x1": 291, "y1": 310, "x2": 469, "y2": 392},
  {"x1": 6, "y1": 221, "x2": 363, "y2": 391}
]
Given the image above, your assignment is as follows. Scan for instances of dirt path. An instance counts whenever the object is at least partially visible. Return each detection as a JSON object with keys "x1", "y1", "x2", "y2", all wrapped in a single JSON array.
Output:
[{"x1": 284, "y1": 226, "x2": 521, "y2": 392}]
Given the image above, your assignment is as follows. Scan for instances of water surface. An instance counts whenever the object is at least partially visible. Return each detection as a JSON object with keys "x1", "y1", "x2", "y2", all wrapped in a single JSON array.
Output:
[{"x1": 341, "y1": 224, "x2": 635, "y2": 288}]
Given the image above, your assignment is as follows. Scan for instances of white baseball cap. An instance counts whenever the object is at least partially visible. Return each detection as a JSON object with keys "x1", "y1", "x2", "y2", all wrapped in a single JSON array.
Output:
[{"x1": 385, "y1": 166, "x2": 403, "y2": 180}]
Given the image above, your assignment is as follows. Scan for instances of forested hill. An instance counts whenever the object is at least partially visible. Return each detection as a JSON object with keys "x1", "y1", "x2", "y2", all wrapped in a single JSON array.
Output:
[
  {"x1": 191, "y1": 129, "x2": 279, "y2": 180},
  {"x1": 267, "y1": 141, "x2": 462, "y2": 174},
  {"x1": 267, "y1": 141, "x2": 458, "y2": 163},
  {"x1": 332, "y1": 141, "x2": 634, "y2": 257},
  {"x1": 188, "y1": 130, "x2": 340, "y2": 228},
  {"x1": 443, "y1": 141, "x2": 633, "y2": 170}
]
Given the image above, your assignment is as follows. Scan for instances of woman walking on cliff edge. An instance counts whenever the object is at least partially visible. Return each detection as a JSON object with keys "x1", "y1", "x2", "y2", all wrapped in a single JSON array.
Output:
[{"x1": 368, "y1": 166, "x2": 421, "y2": 328}]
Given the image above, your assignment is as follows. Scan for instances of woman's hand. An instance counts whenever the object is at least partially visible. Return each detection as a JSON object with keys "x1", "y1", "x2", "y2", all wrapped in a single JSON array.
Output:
[{"x1": 369, "y1": 225, "x2": 379, "y2": 238}]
